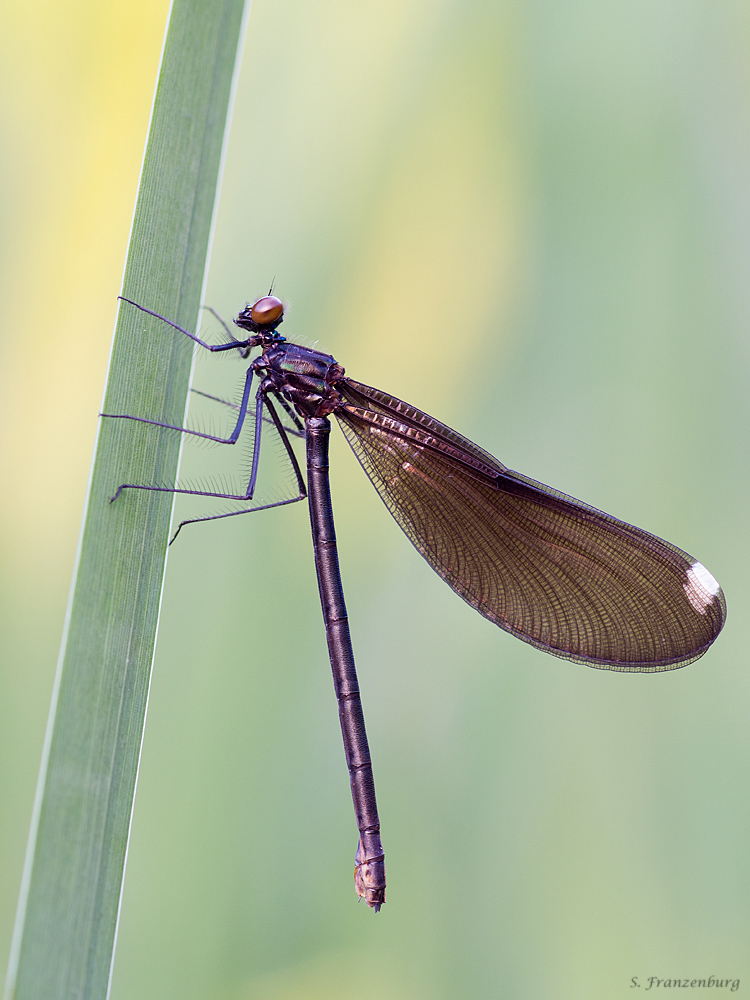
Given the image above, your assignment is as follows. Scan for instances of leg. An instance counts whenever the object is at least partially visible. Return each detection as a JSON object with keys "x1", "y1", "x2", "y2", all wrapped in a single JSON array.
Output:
[
  {"x1": 101, "y1": 365, "x2": 256, "y2": 445},
  {"x1": 263, "y1": 395, "x2": 306, "y2": 484},
  {"x1": 200, "y1": 304, "x2": 241, "y2": 346},
  {"x1": 306, "y1": 415, "x2": 386, "y2": 911},
  {"x1": 119, "y1": 296, "x2": 243, "y2": 353},
  {"x1": 110, "y1": 382, "x2": 263, "y2": 504},
  {"x1": 190, "y1": 388, "x2": 305, "y2": 439},
  {"x1": 111, "y1": 391, "x2": 308, "y2": 543},
  {"x1": 270, "y1": 391, "x2": 304, "y2": 434},
  {"x1": 168, "y1": 395, "x2": 306, "y2": 542},
  {"x1": 168, "y1": 491, "x2": 306, "y2": 544},
  {"x1": 190, "y1": 388, "x2": 240, "y2": 408}
]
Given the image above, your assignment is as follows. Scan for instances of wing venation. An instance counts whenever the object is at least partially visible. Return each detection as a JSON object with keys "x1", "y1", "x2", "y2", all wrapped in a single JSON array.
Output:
[{"x1": 335, "y1": 379, "x2": 726, "y2": 671}]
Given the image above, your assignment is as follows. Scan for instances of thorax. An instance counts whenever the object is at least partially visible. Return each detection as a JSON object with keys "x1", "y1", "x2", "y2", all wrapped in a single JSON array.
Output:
[{"x1": 259, "y1": 341, "x2": 345, "y2": 418}]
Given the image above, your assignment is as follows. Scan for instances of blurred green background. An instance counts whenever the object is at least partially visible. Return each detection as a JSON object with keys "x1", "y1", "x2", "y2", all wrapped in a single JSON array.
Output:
[{"x1": 1, "y1": 1, "x2": 748, "y2": 998}]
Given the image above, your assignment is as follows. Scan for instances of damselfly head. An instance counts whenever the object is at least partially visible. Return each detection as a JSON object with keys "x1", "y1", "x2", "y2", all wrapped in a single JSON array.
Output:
[{"x1": 234, "y1": 295, "x2": 285, "y2": 334}]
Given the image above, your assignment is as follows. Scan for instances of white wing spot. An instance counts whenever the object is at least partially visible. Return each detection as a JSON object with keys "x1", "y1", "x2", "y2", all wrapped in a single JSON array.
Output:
[{"x1": 684, "y1": 561, "x2": 720, "y2": 614}]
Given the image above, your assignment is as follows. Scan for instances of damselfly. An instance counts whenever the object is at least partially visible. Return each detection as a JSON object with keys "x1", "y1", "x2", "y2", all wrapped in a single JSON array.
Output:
[{"x1": 103, "y1": 295, "x2": 726, "y2": 911}]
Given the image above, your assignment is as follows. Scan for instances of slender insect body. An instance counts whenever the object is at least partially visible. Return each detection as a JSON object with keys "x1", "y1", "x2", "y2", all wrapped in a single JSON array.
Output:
[{"x1": 103, "y1": 292, "x2": 726, "y2": 912}]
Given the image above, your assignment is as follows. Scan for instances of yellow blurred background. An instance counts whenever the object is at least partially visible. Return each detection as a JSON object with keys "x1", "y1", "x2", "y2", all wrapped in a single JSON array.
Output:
[{"x1": 1, "y1": 1, "x2": 748, "y2": 998}]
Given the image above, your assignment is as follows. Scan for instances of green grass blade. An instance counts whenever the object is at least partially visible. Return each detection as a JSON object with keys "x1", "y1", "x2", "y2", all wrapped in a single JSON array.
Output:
[{"x1": 4, "y1": 1, "x2": 249, "y2": 997}]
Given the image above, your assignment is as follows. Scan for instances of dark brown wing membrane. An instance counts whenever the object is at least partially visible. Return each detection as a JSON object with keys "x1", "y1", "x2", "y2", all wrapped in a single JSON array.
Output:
[{"x1": 335, "y1": 379, "x2": 726, "y2": 671}]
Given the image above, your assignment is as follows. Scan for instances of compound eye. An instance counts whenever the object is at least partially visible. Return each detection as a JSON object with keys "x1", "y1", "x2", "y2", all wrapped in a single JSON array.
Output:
[{"x1": 250, "y1": 295, "x2": 284, "y2": 327}]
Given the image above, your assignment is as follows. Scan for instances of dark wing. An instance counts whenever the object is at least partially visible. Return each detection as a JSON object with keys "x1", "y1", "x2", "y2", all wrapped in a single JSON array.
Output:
[{"x1": 335, "y1": 379, "x2": 726, "y2": 671}]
